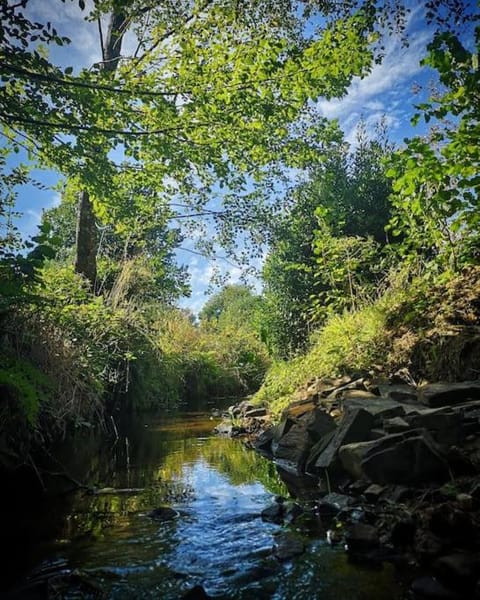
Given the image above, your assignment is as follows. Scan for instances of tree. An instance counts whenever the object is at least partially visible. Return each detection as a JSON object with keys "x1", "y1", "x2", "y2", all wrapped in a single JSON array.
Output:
[
  {"x1": 387, "y1": 25, "x2": 480, "y2": 271},
  {"x1": 262, "y1": 129, "x2": 394, "y2": 357},
  {"x1": 199, "y1": 284, "x2": 264, "y2": 333},
  {"x1": 1, "y1": 0, "x2": 409, "y2": 277}
]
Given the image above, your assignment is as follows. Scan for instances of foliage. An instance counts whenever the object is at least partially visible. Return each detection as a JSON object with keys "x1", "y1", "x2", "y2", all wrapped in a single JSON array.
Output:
[
  {"x1": 261, "y1": 128, "x2": 394, "y2": 357},
  {"x1": 0, "y1": 357, "x2": 52, "y2": 426},
  {"x1": 0, "y1": 0, "x2": 410, "y2": 262},
  {"x1": 254, "y1": 299, "x2": 390, "y2": 416},
  {"x1": 255, "y1": 264, "x2": 480, "y2": 416},
  {"x1": 387, "y1": 26, "x2": 480, "y2": 270},
  {"x1": 311, "y1": 215, "x2": 385, "y2": 321}
]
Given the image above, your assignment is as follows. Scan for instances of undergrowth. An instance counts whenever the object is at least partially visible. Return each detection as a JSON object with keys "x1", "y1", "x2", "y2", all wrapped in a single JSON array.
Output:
[{"x1": 253, "y1": 266, "x2": 480, "y2": 417}]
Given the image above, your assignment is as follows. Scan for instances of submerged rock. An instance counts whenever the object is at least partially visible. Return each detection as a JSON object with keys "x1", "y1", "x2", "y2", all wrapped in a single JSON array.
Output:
[
  {"x1": 182, "y1": 585, "x2": 212, "y2": 600},
  {"x1": 272, "y1": 532, "x2": 305, "y2": 561},
  {"x1": 345, "y1": 523, "x2": 379, "y2": 553},
  {"x1": 147, "y1": 506, "x2": 179, "y2": 521}
]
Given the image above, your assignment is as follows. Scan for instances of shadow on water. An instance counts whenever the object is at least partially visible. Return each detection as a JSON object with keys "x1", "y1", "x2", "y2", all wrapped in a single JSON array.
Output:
[{"x1": 2, "y1": 404, "x2": 405, "y2": 599}]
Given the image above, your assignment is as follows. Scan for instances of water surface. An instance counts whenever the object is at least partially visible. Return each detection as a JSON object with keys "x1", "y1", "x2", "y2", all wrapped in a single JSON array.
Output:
[{"x1": 5, "y1": 411, "x2": 405, "y2": 599}]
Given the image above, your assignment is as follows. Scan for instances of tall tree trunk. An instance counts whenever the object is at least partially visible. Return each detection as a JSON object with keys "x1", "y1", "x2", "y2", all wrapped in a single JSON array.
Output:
[
  {"x1": 74, "y1": 190, "x2": 97, "y2": 286},
  {"x1": 74, "y1": 11, "x2": 126, "y2": 289}
]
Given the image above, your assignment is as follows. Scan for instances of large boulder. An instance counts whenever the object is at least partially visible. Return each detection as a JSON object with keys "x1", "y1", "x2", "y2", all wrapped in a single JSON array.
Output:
[
  {"x1": 339, "y1": 429, "x2": 449, "y2": 485},
  {"x1": 405, "y1": 408, "x2": 464, "y2": 446},
  {"x1": 418, "y1": 381, "x2": 480, "y2": 408},
  {"x1": 307, "y1": 408, "x2": 375, "y2": 473},
  {"x1": 302, "y1": 408, "x2": 337, "y2": 441},
  {"x1": 271, "y1": 409, "x2": 336, "y2": 470},
  {"x1": 272, "y1": 422, "x2": 310, "y2": 468}
]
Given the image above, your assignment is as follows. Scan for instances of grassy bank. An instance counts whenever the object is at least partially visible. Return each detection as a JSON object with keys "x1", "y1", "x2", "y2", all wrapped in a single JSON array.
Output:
[{"x1": 253, "y1": 267, "x2": 480, "y2": 417}]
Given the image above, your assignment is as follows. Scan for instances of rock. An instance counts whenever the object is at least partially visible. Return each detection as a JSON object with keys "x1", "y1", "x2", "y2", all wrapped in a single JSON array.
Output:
[
  {"x1": 345, "y1": 523, "x2": 379, "y2": 553},
  {"x1": 434, "y1": 553, "x2": 480, "y2": 591},
  {"x1": 317, "y1": 493, "x2": 353, "y2": 517},
  {"x1": 456, "y1": 493, "x2": 473, "y2": 511},
  {"x1": 254, "y1": 428, "x2": 275, "y2": 457},
  {"x1": 285, "y1": 502, "x2": 304, "y2": 523},
  {"x1": 147, "y1": 506, "x2": 179, "y2": 521},
  {"x1": 406, "y1": 409, "x2": 463, "y2": 445},
  {"x1": 377, "y1": 383, "x2": 418, "y2": 403},
  {"x1": 428, "y1": 503, "x2": 475, "y2": 543},
  {"x1": 341, "y1": 397, "x2": 419, "y2": 424},
  {"x1": 273, "y1": 532, "x2": 305, "y2": 561},
  {"x1": 339, "y1": 430, "x2": 449, "y2": 485},
  {"x1": 326, "y1": 528, "x2": 343, "y2": 545},
  {"x1": 390, "y1": 485, "x2": 413, "y2": 502},
  {"x1": 326, "y1": 377, "x2": 368, "y2": 399},
  {"x1": 282, "y1": 398, "x2": 318, "y2": 419},
  {"x1": 410, "y1": 576, "x2": 461, "y2": 600},
  {"x1": 364, "y1": 484, "x2": 385, "y2": 502},
  {"x1": 415, "y1": 529, "x2": 445, "y2": 562},
  {"x1": 261, "y1": 503, "x2": 284, "y2": 524},
  {"x1": 230, "y1": 400, "x2": 255, "y2": 417},
  {"x1": 369, "y1": 428, "x2": 388, "y2": 439},
  {"x1": 342, "y1": 390, "x2": 379, "y2": 400},
  {"x1": 244, "y1": 407, "x2": 267, "y2": 418},
  {"x1": 182, "y1": 585, "x2": 212, "y2": 600},
  {"x1": 272, "y1": 420, "x2": 312, "y2": 469},
  {"x1": 272, "y1": 418, "x2": 295, "y2": 442},
  {"x1": 419, "y1": 381, "x2": 480, "y2": 408},
  {"x1": 214, "y1": 422, "x2": 233, "y2": 436},
  {"x1": 391, "y1": 517, "x2": 416, "y2": 547},
  {"x1": 310, "y1": 408, "x2": 375, "y2": 472},
  {"x1": 383, "y1": 416, "x2": 411, "y2": 433},
  {"x1": 302, "y1": 408, "x2": 337, "y2": 441}
]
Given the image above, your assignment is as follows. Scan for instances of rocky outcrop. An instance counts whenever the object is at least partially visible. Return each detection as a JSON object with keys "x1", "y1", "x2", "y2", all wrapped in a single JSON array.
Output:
[{"x1": 217, "y1": 377, "x2": 480, "y2": 599}]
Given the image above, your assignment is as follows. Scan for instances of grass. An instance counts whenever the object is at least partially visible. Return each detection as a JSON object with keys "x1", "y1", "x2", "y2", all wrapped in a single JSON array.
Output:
[{"x1": 253, "y1": 266, "x2": 480, "y2": 418}]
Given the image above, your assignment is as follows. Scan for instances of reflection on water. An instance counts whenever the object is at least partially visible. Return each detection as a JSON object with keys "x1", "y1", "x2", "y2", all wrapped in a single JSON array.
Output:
[{"x1": 5, "y1": 411, "x2": 404, "y2": 599}]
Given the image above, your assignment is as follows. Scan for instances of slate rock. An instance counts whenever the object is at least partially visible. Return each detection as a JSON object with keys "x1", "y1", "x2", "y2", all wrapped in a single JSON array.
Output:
[
  {"x1": 406, "y1": 409, "x2": 463, "y2": 445},
  {"x1": 364, "y1": 483, "x2": 385, "y2": 502},
  {"x1": 272, "y1": 420, "x2": 312, "y2": 469},
  {"x1": 302, "y1": 408, "x2": 337, "y2": 441},
  {"x1": 244, "y1": 407, "x2": 267, "y2": 418},
  {"x1": 410, "y1": 576, "x2": 461, "y2": 600},
  {"x1": 254, "y1": 428, "x2": 275, "y2": 457},
  {"x1": 182, "y1": 585, "x2": 212, "y2": 600},
  {"x1": 311, "y1": 408, "x2": 375, "y2": 471},
  {"x1": 383, "y1": 416, "x2": 411, "y2": 433},
  {"x1": 419, "y1": 381, "x2": 480, "y2": 408},
  {"x1": 339, "y1": 430, "x2": 449, "y2": 485},
  {"x1": 342, "y1": 397, "x2": 420, "y2": 425},
  {"x1": 282, "y1": 398, "x2": 318, "y2": 419},
  {"x1": 261, "y1": 503, "x2": 284, "y2": 524},
  {"x1": 391, "y1": 516, "x2": 416, "y2": 547},
  {"x1": 377, "y1": 383, "x2": 418, "y2": 403}
]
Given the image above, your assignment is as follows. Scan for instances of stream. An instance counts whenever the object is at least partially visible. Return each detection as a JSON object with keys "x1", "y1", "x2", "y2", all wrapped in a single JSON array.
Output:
[{"x1": 3, "y1": 408, "x2": 406, "y2": 599}]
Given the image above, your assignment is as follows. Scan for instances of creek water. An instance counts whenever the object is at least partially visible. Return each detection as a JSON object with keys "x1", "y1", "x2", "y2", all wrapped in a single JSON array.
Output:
[{"x1": 4, "y1": 408, "x2": 405, "y2": 599}]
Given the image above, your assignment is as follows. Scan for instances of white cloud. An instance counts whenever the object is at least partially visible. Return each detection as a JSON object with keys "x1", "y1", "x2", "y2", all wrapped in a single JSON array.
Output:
[{"x1": 317, "y1": 8, "x2": 431, "y2": 143}]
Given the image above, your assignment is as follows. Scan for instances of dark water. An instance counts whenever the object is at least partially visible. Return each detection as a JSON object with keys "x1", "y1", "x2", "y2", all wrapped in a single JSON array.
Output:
[{"x1": 4, "y1": 411, "x2": 405, "y2": 599}]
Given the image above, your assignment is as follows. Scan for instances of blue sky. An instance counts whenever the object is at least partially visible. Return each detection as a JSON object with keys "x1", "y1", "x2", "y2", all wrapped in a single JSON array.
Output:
[{"x1": 3, "y1": 0, "x2": 476, "y2": 313}]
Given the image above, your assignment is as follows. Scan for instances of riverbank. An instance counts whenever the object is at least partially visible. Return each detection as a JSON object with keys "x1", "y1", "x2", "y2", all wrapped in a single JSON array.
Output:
[{"x1": 217, "y1": 378, "x2": 480, "y2": 599}]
